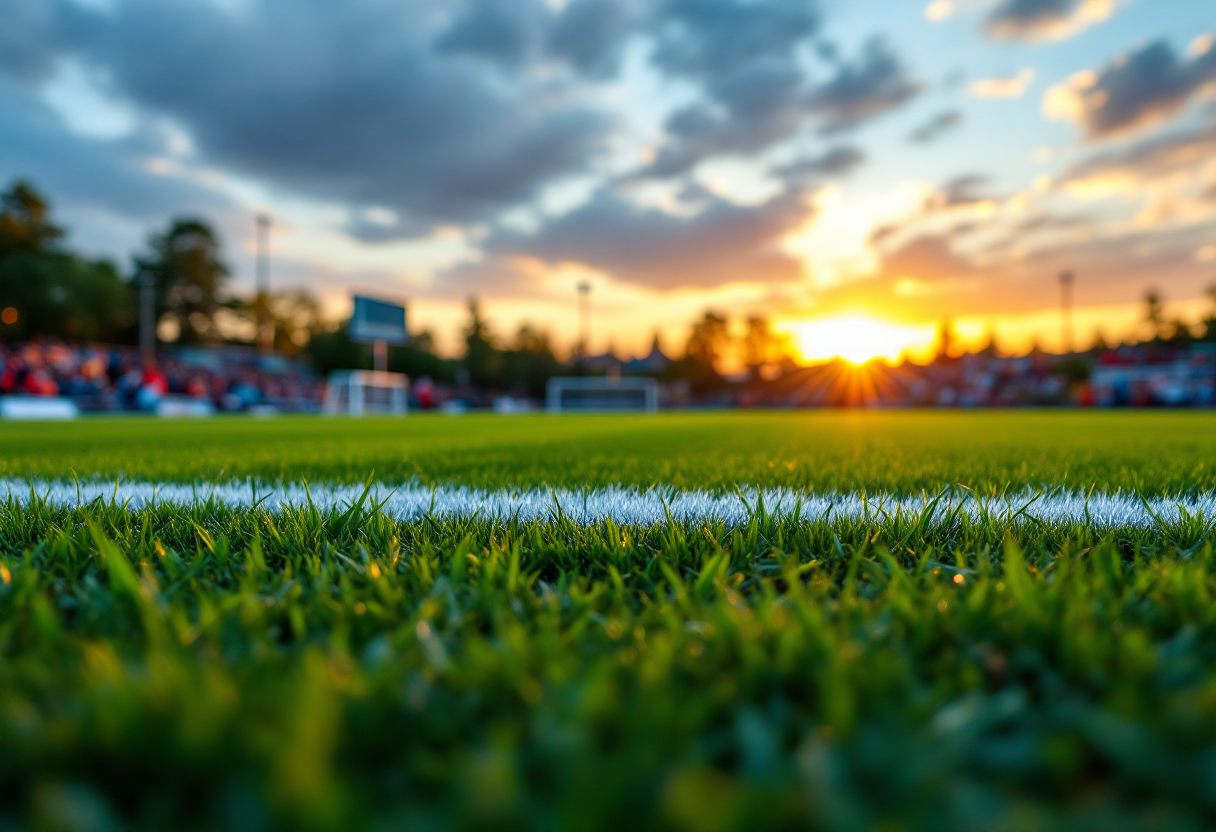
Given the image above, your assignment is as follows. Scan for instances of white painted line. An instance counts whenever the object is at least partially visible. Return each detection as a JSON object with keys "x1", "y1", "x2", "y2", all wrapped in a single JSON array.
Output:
[{"x1": 1, "y1": 479, "x2": 1213, "y2": 529}]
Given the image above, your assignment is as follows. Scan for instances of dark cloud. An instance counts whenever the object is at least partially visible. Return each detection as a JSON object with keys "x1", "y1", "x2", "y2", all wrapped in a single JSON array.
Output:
[
  {"x1": 0, "y1": 0, "x2": 112, "y2": 84},
  {"x1": 908, "y1": 110, "x2": 962, "y2": 144},
  {"x1": 639, "y1": 0, "x2": 822, "y2": 178},
  {"x1": 650, "y1": 0, "x2": 820, "y2": 79},
  {"x1": 641, "y1": 7, "x2": 918, "y2": 178},
  {"x1": 0, "y1": 0, "x2": 68, "y2": 83},
  {"x1": 936, "y1": 174, "x2": 992, "y2": 208},
  {"x1": 0, "y1": 80, "x2": 229, "y2": 225},
  {"x1": 985, "y1": 0, "x2": 1096, "y2": 41},
  {"x1": 1053, "y1": 38, "x2": 1216, "y2": 140},
  {"x1": 9, "y1": 0, "x2": 901, "y2": 240},
  {"x1": 808, "y1": 38, "x2": 921, "y2": 135},
  {"x1": 465, "y1": 188, "x2": 810, "y2": 291},
  {"x1": 8, "y1": 0, "x2": 610, "y2": 238},
  {"x1": 773, "y1": 147, "x2": 866, "y2": 185},
  {"x1": 436, "y1": 0, "x2": 637, "y2": 76},
  {"x1": 1063, "y1": 120, "x2": 1216, "y2": 186},
  {"x1": 547, "y1": 0, "x2": 638, "y2": 77},
  {"x1": 436, "y1": 0, "x2": 547, "y2": 68}
]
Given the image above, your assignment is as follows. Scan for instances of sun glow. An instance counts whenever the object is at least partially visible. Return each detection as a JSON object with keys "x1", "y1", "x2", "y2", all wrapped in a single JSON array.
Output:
[{"x1": 782, "y1": 315, "x2": 937, "y2": 365}]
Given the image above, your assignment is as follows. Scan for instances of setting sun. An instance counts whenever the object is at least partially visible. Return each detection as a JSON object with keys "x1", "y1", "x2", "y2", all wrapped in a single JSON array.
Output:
[{"x1": 781, "y1": 315, "x2": 938, "y2": 365}]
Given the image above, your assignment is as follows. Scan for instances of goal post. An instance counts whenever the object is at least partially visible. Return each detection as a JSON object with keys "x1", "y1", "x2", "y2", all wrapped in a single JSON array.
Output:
[
  {"x1": 324, "y1": 370, "x2": 409, "y2": 416},
  {"x1": 546, "y1": 376, "x2": 659, "y2": 413}
]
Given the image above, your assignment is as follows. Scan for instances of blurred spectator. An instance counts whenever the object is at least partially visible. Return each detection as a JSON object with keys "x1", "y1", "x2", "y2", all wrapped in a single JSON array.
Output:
[{"x1": 0, "y1": 337, "x2": 323, "y2": 412}]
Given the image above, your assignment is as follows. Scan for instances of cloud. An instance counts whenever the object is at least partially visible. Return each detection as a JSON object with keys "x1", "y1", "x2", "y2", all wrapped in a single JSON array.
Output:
[
  {"x1": 639, "y1": 5, "x2": 918, "y2": 178},
  {"x1": 435, "y1": 0, "x2": 636, "y2": 77},
  {"x1": 466, "y1": 188, "x2": 810, "y2": 291},
  {"x1": 6, "y1": 0, "x2": 613, "y2": 239},
  {"x1": 985, "y1": 0, "x2": 1114, "y2": 42},
  {"x1": 638, "y1": 0, "x2": 823, "y2": 178},
  {"x1": 4, "y1": 0, "x2": 919, "y2": 253},
  {"x1": 861, "y1": 174, "x2": 1006, "y2": 259},
  {"x1": 18, "y1": 0, "x2": 891, "y2": 224},
  {"x1": 0, "y1": 0, "x2": 73, "y2": 84},
  {"x1": 0, "y1": 79, "x2": 230, "y2": 226},
  {"x1": 1058, "y1": 120, "x2": 1216, "y2": 223},
  {"x1": 935, "y1": 174, "x2": 994, "y2": 208},
  {"x1": 1007, "y1": 213, "x2": 1093, "y2": 234},
  {"x1": 882, "y1": 235, "x2": 979, "y2": 284},
  {"x1": 818, "y1": 220, "x2": 1216, "y2": 323},
  {"x1": 1044, "y1": 37, "x2": 1216, "y2": 140},
  {"x1": 649, "y1": 0, "x2": 821, "y2": 81},
  {"x1": 1064, "y1": 123, "x2": 1216, "y2": 188},
  {"x1": 908, "y1": 110, "x2": 963, "y2": 144},
  {"x1": 435, "y1": 0, "x2": 549, "y2": 69},
  {"x1": 807, "y1": 38, "x2": 921, "y2": 135},
  {"x1": 969, "y1": 68, "x2": 1036, "y2": 99},
  {"x1": 773, "y1": 147, "x2": 866, "y2": 185},
  {"x1": 546, "y1": 0, "x2": 639, "y2": 77}
]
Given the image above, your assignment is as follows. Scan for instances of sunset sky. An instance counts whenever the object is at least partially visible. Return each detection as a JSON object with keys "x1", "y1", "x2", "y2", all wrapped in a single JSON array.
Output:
[{"x1": 3, "y1": 0, "x2": 1214, "y2": 364}]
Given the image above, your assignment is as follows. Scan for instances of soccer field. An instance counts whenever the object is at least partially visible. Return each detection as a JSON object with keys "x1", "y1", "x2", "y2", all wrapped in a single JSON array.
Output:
[
  {"x1": 3, "y1": 409, "x2": 1216, "y2": 491},
  {"x1": 5, "y1": 411, "x2": 1216, "y2": 831}
]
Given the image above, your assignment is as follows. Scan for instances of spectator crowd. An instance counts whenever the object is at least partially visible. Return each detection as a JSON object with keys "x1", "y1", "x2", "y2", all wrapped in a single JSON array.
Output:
[{"x1": 0, "y1": 338, "x2": 322, "y2": 412}]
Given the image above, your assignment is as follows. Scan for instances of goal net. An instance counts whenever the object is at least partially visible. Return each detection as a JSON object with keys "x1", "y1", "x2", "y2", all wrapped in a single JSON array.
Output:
[
  {"x1": 546, "y1": 376, "x2": 658, "y2": 413},
  {"x1": 324, "y1": 370, "x2": 409, "y2": 416}
]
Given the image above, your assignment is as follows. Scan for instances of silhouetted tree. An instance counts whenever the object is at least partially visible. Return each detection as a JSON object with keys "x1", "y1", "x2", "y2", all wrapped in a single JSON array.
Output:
[
  {"x1": 667, "y1": 311, "x2": 730, "y2": 394},
  {"x1": 0, "y1": 180, "x2": 134, "y2": 341},
  {"x1": 462, "y1": 298, "x2": 501, "y2": 389},
  {"x1": 1201, "y1": 286, "x2": 1216, "y2": 342},
  {"x1": 0, "y1": 181, "x2": 65, "y2": 256},
  {"x1": 390, "y1": 329, "x2": 458, "y2": 383},
  {"x1": 230, "y1": 290, "x2": 324, "y2": 353},
  {"x1": 1144, "y1": 288, "x2": 1165, "y2": 341},
  {"x1": 306, "y1": 323, "x2": 368, "y2": 376},
  {"x1": 742, "y1": 315, "x2": 791, "y2": 380},
  {"x1": 935, "y1": 318, "x2": 955, "y2": 361},
  {"x1": 685, "y1": 310, "x2": 730, "y2": 370},
  {"x1": 501, "y1": 323, "x2": 562, "y2": 398},
  {"x1": 978, "y1": 326, "x2": 999, "y2": 357},
  {"x1": 136, "y1": 219, "x2": 230, "y2": 344}
]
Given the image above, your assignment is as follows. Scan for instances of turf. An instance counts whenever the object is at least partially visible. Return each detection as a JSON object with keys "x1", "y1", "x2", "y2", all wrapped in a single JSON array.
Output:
[
  {"x1": 4, "y1": 412, "x2": 1216, "y2": 832},
  {"x1": 0, "y1": 410, "x2": 1214, "y2": 494}
]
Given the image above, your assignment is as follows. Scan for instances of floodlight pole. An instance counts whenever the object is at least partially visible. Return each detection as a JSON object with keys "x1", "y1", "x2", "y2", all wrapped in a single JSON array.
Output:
[
  {"x1": 577, "y1": 281, "x2": 591, "y2": 375},
  {"x1": 256, "y1": 213, "x2": 273, "y2": 354},
  {"x1": 139, "y1": 267, "x2": 156, "y2": 364},
  {"x1": 1059, "y1": 270, "x2": 1075, "y2": 354}
]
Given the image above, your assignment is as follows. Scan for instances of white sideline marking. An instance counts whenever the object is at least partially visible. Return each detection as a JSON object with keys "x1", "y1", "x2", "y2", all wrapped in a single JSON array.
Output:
[{"x1": 1, "y1": 479, "x2": 1213, "y2": 529}]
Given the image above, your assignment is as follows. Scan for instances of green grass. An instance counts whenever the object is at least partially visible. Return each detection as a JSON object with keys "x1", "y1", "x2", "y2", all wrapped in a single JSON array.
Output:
[
  {"x1": 4, "y1": 412, "x2": 1216, "y2": 831},
  {"x1": 1, "y1": 410, "x2": 1214, "y2": 494}
]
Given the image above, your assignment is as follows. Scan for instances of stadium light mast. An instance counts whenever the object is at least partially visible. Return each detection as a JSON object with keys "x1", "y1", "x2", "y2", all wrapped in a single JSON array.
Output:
[
  {"x1": 577, "y1": 280, "x2": 591, "y2": 375},
  {"x1": 1059, "y1": 270, "x2": 1075, "y2": 354},
  {"x1": 256, "y1": 213, "x2": 273, "y2": 354},
  {"x1": 139, "y1": 267, "x2": 155, "y2": 364}
]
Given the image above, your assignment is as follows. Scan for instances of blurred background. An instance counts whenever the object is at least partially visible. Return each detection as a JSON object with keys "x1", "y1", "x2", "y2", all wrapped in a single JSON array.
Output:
[{"x1": 1, "y1": 0, "x2": 1214, "y2": 410}]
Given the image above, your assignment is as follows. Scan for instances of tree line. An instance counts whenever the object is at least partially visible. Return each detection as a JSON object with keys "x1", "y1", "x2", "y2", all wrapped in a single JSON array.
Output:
[{"x1": 0, "y1": 180, "x2": 324, "y2": 352}]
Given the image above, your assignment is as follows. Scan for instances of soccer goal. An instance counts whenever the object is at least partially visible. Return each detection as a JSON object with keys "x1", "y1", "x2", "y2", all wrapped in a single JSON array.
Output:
[
  {"x1": 546, "y1": 376, "x2": 659, "y2": 413},
  {"x1": 324, "y1": 370, "x2": 409, "y2": 416}
]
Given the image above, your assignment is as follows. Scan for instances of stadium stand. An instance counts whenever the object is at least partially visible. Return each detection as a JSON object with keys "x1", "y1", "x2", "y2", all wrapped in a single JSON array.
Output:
[{"x1": 0, "y1": 339, "x2": 322, "y2": 413}]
